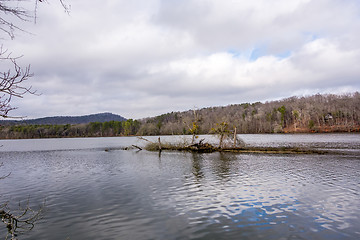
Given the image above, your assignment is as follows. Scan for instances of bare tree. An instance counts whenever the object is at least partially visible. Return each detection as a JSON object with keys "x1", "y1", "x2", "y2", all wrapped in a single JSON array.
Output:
[
  {"x1": 1, "y1": 0, "x2": 69, "y2": 38},
  {"x1": 0, "y1": 46, "x2": 35, "y2": 118},
  {"x1": 1, "y1": 0, "x2": 69, "y2": 119},
  {"x1": 0, "y1": 0, "x2": 40, "y2": 118},
  {"x1": 184, "y1": 109, "x2": 201, "y2": 144},
  {"x1": 1, "y1": 1, "x2": 68, "y2": 239}
]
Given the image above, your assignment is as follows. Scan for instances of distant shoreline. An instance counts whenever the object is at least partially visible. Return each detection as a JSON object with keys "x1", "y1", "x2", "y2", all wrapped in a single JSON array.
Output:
[
  {"x1": 0, "y1": 131, "x2": 359, "y2": 141},
  {"x1": 1, "y1": 93, "x2": 359, "y2": 139}
]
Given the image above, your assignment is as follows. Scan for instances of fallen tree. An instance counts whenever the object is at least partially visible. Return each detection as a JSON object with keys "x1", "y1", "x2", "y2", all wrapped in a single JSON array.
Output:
[{"x1": 137, "y1": 137, "x2": 329, "y2": 154}]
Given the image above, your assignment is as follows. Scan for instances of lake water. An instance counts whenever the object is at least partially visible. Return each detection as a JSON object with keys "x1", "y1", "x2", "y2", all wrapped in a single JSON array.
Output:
[{"x1": 0, "y1": 134, "x2": 359, "y2": 239}]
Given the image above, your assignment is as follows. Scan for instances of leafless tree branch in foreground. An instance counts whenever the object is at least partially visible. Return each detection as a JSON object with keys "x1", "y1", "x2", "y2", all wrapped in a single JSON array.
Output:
[{"x1": 0, "y1": 45, "x2": 35, "y2": 118}]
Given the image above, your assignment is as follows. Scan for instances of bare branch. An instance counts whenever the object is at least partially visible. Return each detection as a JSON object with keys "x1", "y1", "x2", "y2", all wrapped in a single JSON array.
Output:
[
  {"x1": 137, "y1": 136, "x2": 151, "y2": 142},
  {"x1": 0, "y1": 46, "x2": 36, "y2": 118},
  {"x1": 0, "y1": 0, "x2": 35, "y2": 39},
  {"x1": 59, "y1": 0, "x2": 71, "y2": 14},
  {"x1": 1, "y1": 199, "x2": 45, "y2": 239}
]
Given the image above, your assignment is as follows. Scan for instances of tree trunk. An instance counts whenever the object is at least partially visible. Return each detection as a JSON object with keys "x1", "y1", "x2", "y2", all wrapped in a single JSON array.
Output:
[
  {"x1": 233, "y1": 127, "x2": 237, "y2": 147},
  {"x1": 158, "y1": 137, "x2": 162, "y2": 151}
]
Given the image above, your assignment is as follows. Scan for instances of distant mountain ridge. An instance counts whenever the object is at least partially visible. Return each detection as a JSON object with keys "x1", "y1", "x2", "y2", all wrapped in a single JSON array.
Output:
[{"x1": 0, "y1": 112, "x2": 127, "y2": 125}]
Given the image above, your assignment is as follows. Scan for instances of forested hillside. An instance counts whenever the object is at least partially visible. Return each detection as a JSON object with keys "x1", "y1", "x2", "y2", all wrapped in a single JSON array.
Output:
[
  {"x1": 0, "y1": 93, "x2": 359, "y2": 139},
  {"x1": 138, "y1": 92, "x2": 360, "y2": 135}
]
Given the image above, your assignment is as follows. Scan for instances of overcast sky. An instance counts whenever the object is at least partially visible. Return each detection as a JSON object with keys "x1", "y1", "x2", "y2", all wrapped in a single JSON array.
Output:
[{"x1": 5, "y1": 0, "x2": 360, "y2": 119}]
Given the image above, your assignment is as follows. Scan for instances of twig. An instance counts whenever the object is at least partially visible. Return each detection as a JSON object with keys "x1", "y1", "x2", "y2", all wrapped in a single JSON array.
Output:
[
  {"x1": 137, "y1": 136, "x2": 151, "y2": 142},
  {"x1": 131, "y1": 145, "x2": 142, "y2": 151},
  {"x1": 1, "y1": 198, "x2": 45, "y2": 239}
]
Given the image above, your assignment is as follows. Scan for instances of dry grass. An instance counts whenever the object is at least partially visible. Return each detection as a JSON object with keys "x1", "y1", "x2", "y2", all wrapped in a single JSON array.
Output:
[{"x1": 140, "y1": 136, "x2": 329, "y2": 154}]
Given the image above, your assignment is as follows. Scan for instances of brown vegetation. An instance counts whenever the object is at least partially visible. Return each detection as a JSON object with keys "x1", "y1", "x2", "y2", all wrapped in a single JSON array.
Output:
[
  {"x1": 138, "y1": 92, "x2": 360, "y2": 135},
  {"x1": 0, "y1": 92, "x2": 359, "y2": 139},
  {"x1": 141, "y1": 137, "x2": 329, "y2": 155}
]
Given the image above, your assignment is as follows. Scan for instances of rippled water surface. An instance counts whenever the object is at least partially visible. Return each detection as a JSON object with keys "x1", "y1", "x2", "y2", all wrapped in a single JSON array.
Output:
[{"x1": 1, "y1": 134, "x2": 359, "y2": 239}]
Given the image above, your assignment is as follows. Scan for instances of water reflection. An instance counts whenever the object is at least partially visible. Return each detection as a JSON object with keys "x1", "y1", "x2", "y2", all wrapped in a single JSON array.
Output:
[
  {"x1": 189, "y1": 152, "x2": 237, "y2": 182},
  {"x1": 213, "y1": 152, "x2": 236, "y2": 180},
  {"x1": 191, "y1": 153, "x2": 205, "y2": 181},
  {"x1": 0, "y1": 136, "x2": 359, "y2": 240},
  {"x1": 173, "y1": 152, "x2": 360, "y2": 239}
]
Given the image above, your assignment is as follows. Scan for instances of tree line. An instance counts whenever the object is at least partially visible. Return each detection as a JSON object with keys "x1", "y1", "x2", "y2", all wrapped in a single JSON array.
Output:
[
  {"x1": 0, "y1": 93, "x2": 359, "y2": 139},
  {"x1": 0, "y1": 119, "x2": 141, "y2": 139},
  {"x1": 138, "y1": 92, "x2": 360, "y2": 135}
]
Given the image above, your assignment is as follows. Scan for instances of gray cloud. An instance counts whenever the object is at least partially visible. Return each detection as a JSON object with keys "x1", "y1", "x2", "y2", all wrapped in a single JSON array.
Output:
[{"x1": 5, "y1": 0, "x2": 360, "y2": 119}]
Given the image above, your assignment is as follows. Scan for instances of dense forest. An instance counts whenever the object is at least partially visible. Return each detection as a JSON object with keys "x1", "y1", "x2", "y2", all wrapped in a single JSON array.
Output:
[
  {"x1": 140, "y1": 92, "x2": 360, "y2": 135},
  {"x1": 0, "y1": 119, "x2": 141, "y2": 139},
  {"x1": 0, "y1": 93, "x2": 359, "y2": 139}
]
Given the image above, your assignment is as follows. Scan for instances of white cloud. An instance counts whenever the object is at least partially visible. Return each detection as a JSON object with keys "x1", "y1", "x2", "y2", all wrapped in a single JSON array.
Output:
[{"x1": 4, "y1": 0, "x2": 360, "y2": 119}]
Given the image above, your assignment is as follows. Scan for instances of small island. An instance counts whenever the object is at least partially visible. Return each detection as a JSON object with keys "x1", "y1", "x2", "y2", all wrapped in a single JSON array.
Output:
[{"x1": 140, "y1": 138, "x2": 329, "y2": 154}]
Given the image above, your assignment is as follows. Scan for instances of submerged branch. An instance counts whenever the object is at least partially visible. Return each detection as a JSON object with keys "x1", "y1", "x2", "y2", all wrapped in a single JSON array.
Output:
[
  {"x1": 132, "y1": 145, "x2": 142, "y2": 151},
  {"x1": 1, "y1": 199, "x2": 45, "y2": 239}
]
